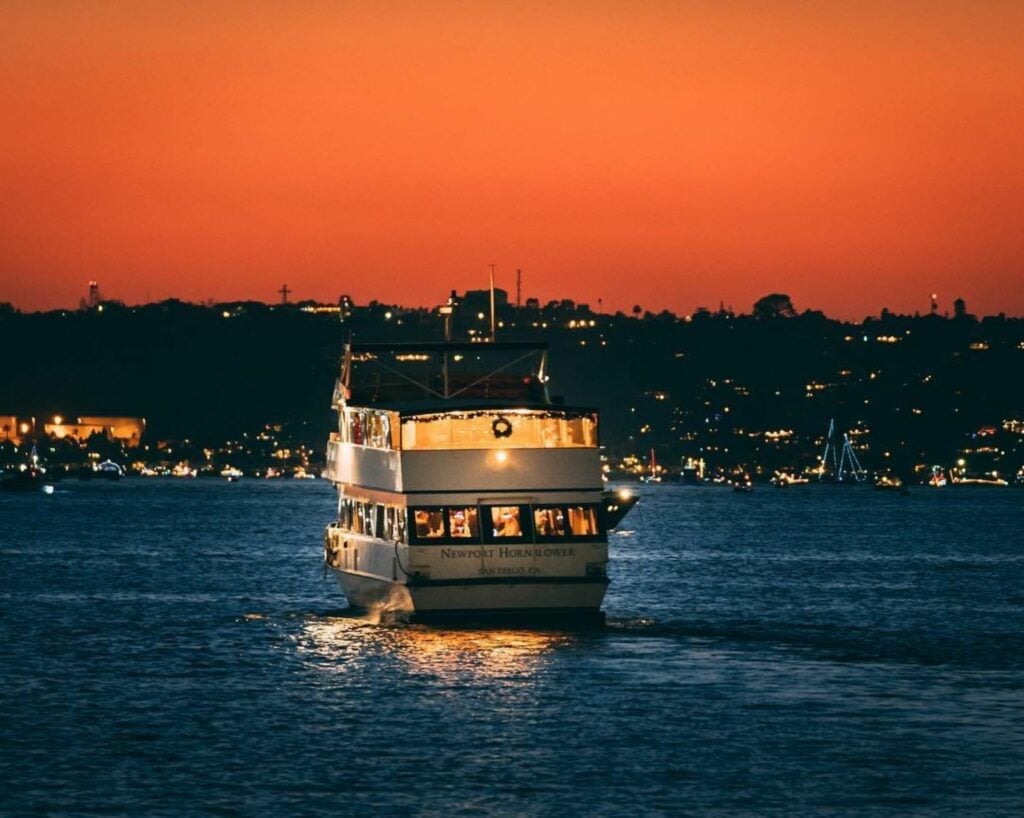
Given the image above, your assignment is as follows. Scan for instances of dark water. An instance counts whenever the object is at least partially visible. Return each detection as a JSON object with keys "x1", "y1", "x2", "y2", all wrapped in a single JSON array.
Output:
[{"x1": 2, "y1": 481, "x2": 1023, "y2": 817}]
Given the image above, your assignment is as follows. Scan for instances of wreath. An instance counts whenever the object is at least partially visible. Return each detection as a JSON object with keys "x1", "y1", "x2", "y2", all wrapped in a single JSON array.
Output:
[{"x1": 492, "y1": 417, "x2": 513, "y2": 438}]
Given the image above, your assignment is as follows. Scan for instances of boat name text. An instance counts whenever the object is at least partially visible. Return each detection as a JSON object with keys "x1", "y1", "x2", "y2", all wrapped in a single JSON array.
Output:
[{"x1": 438, "y1": 546, "x2": 576, "y2": 560}]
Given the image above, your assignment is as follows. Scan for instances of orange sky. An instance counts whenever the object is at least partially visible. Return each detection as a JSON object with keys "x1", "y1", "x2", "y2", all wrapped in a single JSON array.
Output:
[{"x1": 2, "y1": 1, "x2": 1023, "y2": 317}]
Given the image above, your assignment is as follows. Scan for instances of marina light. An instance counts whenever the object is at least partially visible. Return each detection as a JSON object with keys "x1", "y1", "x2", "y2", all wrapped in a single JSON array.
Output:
[{"x1": 53, "y1": 415, "x2": 63, "y2": 425}]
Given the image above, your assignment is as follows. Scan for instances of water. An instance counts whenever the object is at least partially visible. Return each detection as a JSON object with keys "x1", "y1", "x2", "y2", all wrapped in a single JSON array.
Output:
[{"x1": 2, "y1": 480, "x2": 1023, "y2": 816}]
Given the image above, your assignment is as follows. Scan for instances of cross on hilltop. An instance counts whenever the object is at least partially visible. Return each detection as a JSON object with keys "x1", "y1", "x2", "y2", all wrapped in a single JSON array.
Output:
[{"x1": 278, "y1": 284, "x2": 291, "y2": 304}]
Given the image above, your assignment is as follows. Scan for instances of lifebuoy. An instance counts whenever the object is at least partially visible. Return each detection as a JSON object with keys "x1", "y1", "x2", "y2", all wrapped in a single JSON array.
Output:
[{"x1": 492, "y1": 417, "x2": 513, "y2": 438}]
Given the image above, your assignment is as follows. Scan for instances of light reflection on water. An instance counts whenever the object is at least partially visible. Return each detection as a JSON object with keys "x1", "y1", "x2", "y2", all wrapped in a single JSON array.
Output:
[{"x1": 296, "y1": 614, "x2": 573, "y2": 681}]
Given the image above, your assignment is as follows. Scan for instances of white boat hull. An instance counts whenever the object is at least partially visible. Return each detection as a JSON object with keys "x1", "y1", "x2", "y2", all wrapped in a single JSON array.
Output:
[{"x1": 329, "y1": 565, "x2": 607, "y2": 617}]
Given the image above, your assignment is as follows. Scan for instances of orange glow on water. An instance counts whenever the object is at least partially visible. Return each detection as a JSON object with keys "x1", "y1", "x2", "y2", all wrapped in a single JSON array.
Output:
[
  {"x1": 297, "y1": 615, "x2": 569, "y2": 680},
  {"x1": 3, "y1": 2, "x2": 1024, "y2": 317}
]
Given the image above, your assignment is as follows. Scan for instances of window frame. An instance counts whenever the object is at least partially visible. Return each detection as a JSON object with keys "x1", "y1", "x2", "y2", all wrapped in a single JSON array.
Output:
[
  {"x1": 531, "y1": 503, "x2": 605, "y2": 541},
  {"x1": 408, "y1": 506, "x2": 449, "y2": 544},
  {"x1": 482, "y1": 504, "x2": 532, "y2": 544}
]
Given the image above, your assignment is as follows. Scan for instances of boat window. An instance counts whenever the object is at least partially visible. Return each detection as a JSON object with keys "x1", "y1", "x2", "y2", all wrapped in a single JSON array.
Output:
[
  {"x1": 401, "y1": 411, "x2": 598, "y2": 450},
  {"x1": 374, "y1": 505, "x2": 385, "y2": 539},
  {"x1": 412, "y1": 508, "x2": 445, "y2": 539},
  {"x1": 489, "y1": 506, "x2": 524, "y2": 538},
  {"x1": 533, "y1": 506, "x2": 566, "y2": 538},
  {"x1": 384, "y1": 507, "x2": 404, "y2": 542},
  {"x1": 567, "y1": 505, "x2": 598, "y2": 537},
  {"x1": 448, "y1": 507, "x2": 480, "y2": 539}
]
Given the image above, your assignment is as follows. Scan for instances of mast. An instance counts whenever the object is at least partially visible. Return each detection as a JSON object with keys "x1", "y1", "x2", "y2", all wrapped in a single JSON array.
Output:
[
  {"x1": 439, "y1": 296, "x2": 455, "y2": 398},
  {"x1": 819, "y1": 418, "x2": 838, "y2": 480}
]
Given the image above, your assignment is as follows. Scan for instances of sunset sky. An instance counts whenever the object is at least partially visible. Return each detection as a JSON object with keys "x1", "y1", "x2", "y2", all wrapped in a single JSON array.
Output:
[{"x1": 2, "y1": 1, "x2": 1023, "y2": 317}]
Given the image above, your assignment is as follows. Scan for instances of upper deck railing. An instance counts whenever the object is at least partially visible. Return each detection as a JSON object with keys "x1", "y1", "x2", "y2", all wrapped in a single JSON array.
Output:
[{"x1": 337, "y1": 341, "x2": 551, "y2": 407}]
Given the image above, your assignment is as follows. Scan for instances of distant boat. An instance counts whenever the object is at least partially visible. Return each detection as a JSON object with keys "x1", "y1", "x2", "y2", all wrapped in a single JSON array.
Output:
[
  {"x1": 874, "y1": 474, "x2": 905, "y2": 491},
  {"x1": 1, "y1": 468, "x2": 51, "y2": 493},
  {"x1": 639, "y1": 448, "x2": 662, "y2": 483},
  {"x1": 927, "y1": 467, "x2": 947, "y2": 488},
  {"x1": 771, "y1": 471, "x2": 809, "y2": 487},
  {"x1": 731, "y1": 474, "x2": 754, "y2": 493},
  {"x1": 950, "y1": 475, "x2": 1008, "y2": 487},
  {"x1": 817, "y1": 419, "x2": 867, "y2": 483},
  {"x1": 1, "y1": 446, "x2": 55, "y2": 493},
  {"x1": 96, "y1": 460, "x2": 124, "y2": 480}
]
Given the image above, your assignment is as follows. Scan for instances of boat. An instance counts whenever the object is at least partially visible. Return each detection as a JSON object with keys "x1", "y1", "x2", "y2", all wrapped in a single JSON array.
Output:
[
  {"x1": 771, "y1": 471, "x2": 809, "y2": 487},
  {"x1": 96, "y1": 460, "x2": 124, "y2": 480},
  {"x1": 322, "y1": 339, "x2": 632, "y2": 622},
  {"x1": 949, "y1": 475, "x2": 1009, "y2": 487},
  {"x1": 1, "y1": 447, "x2": 55, "y2": 493},
  {"x1": 873, "y1": 474, "x2": 905, "y2": 491},
  {"x1": 639, "y1": 447, "x2": 662, "y2": 482},
  {"x1": 817, "y1": 419, "x2": 867, "y2": 483},
  {"x1": 927, "y1": 466, "x2": 947, "y2": 488},
  {"x1": 1, "y1": 467, "x2": 50, "y2": 492},
  {"x1": 731, "y1": 474, "x2": 754, "y2": 492}
]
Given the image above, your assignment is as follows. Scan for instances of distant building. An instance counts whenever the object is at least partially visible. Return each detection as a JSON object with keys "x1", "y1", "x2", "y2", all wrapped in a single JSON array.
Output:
[
  {"x1": 0, "y1": 415, "x2": 35, "y2": 445},
  {"x1": 44, "y1": 416, "x2": 146, "y2": 444}
]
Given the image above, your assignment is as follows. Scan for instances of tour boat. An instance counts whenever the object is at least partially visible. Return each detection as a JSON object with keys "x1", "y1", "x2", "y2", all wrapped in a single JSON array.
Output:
[{"x1": 323, "y1": 340, "x2": 630, "y2": 621}]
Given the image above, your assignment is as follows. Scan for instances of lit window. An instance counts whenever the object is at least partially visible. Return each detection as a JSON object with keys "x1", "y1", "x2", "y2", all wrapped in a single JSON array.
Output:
[
  {"x1": 413, "y1": 508, "x2": 445, "y2": 539},
  {"x1": 567, "y1": 506, "x2": 598, "y2": 536},
  {"x1": 448, "y1": 507, "x2": 480, "y2": 539},
  {"x1": 490, "y1": 506, "x2": 523, "y2": 538},
  {"x1": 533, "y1": 507, "x2": 566, "y2": 538}
]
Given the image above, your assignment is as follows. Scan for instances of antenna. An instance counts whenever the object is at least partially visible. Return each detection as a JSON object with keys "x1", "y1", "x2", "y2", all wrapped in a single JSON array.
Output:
[
  {"x1": 488, "y1": 264, "x2": 497, "y2": 341},
  {"x1": 516, "y1": 268, "x2": 522, "y2": 308}
]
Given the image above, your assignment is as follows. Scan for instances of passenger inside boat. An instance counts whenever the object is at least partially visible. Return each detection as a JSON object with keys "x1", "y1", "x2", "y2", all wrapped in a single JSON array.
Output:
[
  {"x1": 415, "y1": 509, "x2": 444, "y2": 538},
  {"x1": 534, "y1": 507, "x2": 566, "y2": 537},
  {"x1": 448, "y1": 507, "x2": 479, "y2": 538},
  {"x1": 491, "y1": 507, "x2": 522, "y2": 537}
]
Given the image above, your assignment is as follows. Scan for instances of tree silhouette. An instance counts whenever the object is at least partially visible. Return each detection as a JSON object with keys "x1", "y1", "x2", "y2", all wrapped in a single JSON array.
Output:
[{"x1": 753, "y1": 293, "x2": 797, "y2": 319}]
